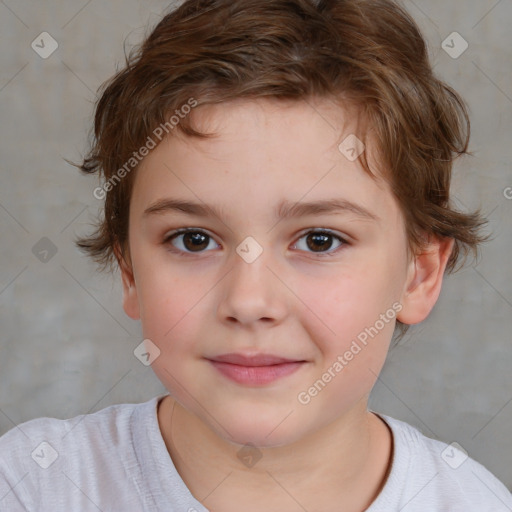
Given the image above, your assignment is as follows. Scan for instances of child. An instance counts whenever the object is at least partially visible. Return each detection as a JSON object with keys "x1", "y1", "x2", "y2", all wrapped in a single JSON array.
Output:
[{"x1": 1, "y1": 0, "x2": 511, "y2": 510}]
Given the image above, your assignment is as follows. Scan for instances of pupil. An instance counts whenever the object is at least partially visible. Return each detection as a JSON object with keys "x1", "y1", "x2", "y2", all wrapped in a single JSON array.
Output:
[
  {"x1": 184, "y1": 232, "x2": 208, "y2": 251},
  {"x1": 307, "y1": 233, "x2": 331, "y2": 252}
]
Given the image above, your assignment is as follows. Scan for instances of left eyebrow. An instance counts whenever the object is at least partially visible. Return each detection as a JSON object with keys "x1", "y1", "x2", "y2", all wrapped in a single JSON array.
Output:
[
  {"x1": 276, "y1": 198, "x2": 379, "y2": 222},
  {"x1": 143, "y1": 197, "x2": 379, "y2": 222}
]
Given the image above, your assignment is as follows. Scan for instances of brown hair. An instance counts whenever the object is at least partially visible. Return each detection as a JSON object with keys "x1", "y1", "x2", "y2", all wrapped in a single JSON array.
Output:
[{"x1": 76, "y1": 0, "x2": 488, "y2": 336}]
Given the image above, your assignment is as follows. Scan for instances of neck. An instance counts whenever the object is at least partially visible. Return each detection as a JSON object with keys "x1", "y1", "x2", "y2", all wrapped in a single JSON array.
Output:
[{"x1": 157, "y1": 395, "x2": 393, "y2": 512}]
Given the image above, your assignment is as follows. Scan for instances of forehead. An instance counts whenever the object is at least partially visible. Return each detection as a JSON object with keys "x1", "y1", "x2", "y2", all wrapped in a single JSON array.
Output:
[{"x1": 131, "y1": 98, "x2": 401, "y2": 226}]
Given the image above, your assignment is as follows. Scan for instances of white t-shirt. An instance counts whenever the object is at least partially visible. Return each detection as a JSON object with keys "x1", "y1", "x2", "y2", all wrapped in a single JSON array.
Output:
[{"x1": 0, "y1": 394, "x2": 510, "y2": 511}]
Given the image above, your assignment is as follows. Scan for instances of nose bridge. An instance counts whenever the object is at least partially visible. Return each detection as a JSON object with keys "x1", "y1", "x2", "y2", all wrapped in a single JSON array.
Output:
[
  {"x1": 234, "y1": 239, "x2": 272, "y2": 287},
  {"x1": 217, "y1": 238, "x2": 287, "y2": 325}
]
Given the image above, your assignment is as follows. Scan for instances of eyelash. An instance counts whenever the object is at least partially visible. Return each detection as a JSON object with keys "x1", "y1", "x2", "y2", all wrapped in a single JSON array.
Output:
[{"x1": 162, "y1": 228, "x2": 349, "y2": 258}]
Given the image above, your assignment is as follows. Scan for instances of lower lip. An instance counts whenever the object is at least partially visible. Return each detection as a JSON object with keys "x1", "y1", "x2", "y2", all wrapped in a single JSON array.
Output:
[{"x1": 208, "y1": 361, "x2": 305, "y2": 385}]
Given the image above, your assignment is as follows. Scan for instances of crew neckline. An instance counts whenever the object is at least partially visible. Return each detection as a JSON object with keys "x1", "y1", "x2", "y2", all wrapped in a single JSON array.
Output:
[{"x1": 130, "y1": 394, "x2": 408, "y2": 511}]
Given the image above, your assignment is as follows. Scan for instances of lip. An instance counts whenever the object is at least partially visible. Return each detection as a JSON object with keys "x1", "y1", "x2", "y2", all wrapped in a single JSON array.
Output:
[
  {"x1": 209, "y1": 353, "x2": 302, "y2": 366},
  {"x1": 207, "y1": 353, "x2": 307, "y2": 385}
]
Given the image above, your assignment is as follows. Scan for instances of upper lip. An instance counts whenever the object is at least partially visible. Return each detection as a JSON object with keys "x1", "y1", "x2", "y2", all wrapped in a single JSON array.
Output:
[{"x1": 207, "y1": 353, "x2": 304, "y2": 366}]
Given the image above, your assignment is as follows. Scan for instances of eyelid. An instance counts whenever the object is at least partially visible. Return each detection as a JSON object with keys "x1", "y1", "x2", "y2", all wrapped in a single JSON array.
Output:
[
  {"x1": 163, "y1": 227, "x2": 350, "y2": 256},
  {"x1": 292, "y1": 228, "x2": 349, "y2": 257},
  {"x1": 295, "y1": 227, "x2": 350, "y2": 243},
  {"x1": 163, "y1": 227, "x2": 221, "y2": 251}
]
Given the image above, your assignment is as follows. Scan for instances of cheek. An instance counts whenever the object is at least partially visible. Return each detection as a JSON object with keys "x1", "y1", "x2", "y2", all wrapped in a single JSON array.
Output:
[
  {"x1": 296, "y1": 266, "x2": 396, "y2": 346},
  {"x1": 291, "y1": 263, "x2": 400, "y2": 406},
  {"x1": 138, "y1": 272, "x2": 202, "y2": 340},
  {"x1": 136, "y1": 271, "x2": 208, "y2": 391},
  {"x1": 294, "y1": 273, "x2": 396, "y2": 413},
  {"x1": 133, "y1": 254, "x2": 220, "y2": 371}
]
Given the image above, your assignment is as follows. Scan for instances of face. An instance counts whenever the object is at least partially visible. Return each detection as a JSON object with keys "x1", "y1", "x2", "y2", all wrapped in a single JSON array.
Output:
[{"x1": 121, "y1": 98, "x2": 418, "y2": 447}]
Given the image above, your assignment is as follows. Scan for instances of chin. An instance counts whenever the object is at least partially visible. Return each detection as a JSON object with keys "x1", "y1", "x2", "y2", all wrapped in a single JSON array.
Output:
[{"x1": 213, "y1": 414, "x2": 307, "y2": 449}]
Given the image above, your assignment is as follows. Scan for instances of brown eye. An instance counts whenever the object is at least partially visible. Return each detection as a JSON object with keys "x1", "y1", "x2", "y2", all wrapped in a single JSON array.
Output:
[
  {"x1": 164, "y1": 229, "x2": 219, "y2": 254},
  {"x1": 306, "y1": 232, "x2": 333, "y2": 252},
  {"x1": 294, "y1": 230, "x2": 346, "y2": 256},
  {"x1": 182, "y1": 232, "x2": 210, "y2": 251}
]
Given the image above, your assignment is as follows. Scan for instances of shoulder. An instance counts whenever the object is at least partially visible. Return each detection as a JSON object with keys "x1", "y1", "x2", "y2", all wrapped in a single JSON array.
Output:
[
  {"x1": 0, "y1": 396, "x2": 162, "y2": 511},
  {"x1": 375, "y1": 413, "x2": 512, "y2": 511},
  {"x1": 0, "y1": 399, "x2": 141, "y2": 460}
]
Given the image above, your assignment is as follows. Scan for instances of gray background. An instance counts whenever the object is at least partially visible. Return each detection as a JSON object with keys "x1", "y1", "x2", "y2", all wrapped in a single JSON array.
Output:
[{"x1": 0, "y1": 0, "x2": 511, "y2": 492}]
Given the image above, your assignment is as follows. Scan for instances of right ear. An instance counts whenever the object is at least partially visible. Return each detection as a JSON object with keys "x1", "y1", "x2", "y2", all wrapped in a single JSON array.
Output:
[{"x1": 114, "y1": 243, "x2": 140, "y2": 320}]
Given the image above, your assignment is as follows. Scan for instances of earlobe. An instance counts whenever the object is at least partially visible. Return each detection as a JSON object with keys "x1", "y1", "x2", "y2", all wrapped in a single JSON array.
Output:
[
  {"x1": 114, "y1": 243, "x2": 141, "y2": 321},
  {"x1": 397, "y1": 236, "x2": 454, "y2": 325}
]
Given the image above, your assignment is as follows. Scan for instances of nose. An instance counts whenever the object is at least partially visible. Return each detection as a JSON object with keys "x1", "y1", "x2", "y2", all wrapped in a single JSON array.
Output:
[{"x1": 216, "y1": 246, "x2": 289, "y2": 328}]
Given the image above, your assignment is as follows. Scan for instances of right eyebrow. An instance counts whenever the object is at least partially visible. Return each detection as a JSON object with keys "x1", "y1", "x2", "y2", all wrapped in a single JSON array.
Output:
[{"x1": 143, "y1": 197, "x2": 380, "y2": 222}]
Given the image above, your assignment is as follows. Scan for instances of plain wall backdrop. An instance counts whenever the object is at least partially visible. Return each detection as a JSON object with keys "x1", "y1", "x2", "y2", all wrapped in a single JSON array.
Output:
[{"x1": 1, "y1": 0, "x2": 511, "y2": 492}]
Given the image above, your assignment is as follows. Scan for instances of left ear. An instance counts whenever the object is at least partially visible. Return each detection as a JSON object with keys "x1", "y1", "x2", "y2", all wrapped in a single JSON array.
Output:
[{"x1": 397, "y1": 236, "x2": 454, "y2": 325}]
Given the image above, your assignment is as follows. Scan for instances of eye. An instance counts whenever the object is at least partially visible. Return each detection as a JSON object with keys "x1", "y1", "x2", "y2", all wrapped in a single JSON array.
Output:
[
  {"x1": 292, "y1": 229, "x2": 347, "y2": 256},
  {"x1": 163, "y1": 228, "x2": 348, "y2": 257},
  {"x1": 163, "y1": 229, "x2": 219, "y2": 255}
]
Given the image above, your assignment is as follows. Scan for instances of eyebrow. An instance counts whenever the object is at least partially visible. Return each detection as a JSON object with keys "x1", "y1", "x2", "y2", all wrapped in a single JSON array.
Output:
[{"x1": 143, "y1": 197, "x2": 379, "y2": 222}]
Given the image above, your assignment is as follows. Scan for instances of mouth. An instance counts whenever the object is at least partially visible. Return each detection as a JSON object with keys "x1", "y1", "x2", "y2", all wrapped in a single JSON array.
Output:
[{"x1": 206, "y1": 353, "x2": 308, "y2": 386}]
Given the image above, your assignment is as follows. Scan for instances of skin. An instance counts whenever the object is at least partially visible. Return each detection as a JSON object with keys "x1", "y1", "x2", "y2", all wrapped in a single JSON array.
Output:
[{"x1": 118, "y1": 97, "x2": 453, "y2": 512}]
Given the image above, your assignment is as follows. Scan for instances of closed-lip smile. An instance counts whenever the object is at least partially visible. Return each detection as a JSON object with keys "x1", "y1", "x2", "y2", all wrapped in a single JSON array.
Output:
[{"x1": 206, "y1": 353, "x2": 307, "y2": 385}]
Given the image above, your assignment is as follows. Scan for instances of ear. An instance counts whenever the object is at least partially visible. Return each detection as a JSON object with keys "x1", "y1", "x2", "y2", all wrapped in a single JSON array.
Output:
[
  {"x1": 397, "y1": 236, "x2": 454, "y2": 325},
  {"x1": 114, "y1": 242, "x2": 140, "y2": 320}
]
